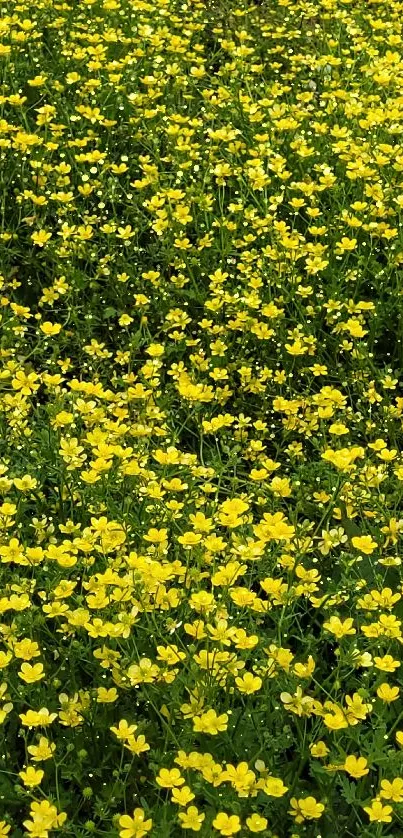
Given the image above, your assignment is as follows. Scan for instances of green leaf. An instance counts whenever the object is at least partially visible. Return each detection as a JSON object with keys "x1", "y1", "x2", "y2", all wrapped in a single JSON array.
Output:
[
  {"x1": 103, "y1": 307, "x2": 117, "y2": 319},
  {"x1": 339, "y1": 776, "x2": 357, "y2": 804}
]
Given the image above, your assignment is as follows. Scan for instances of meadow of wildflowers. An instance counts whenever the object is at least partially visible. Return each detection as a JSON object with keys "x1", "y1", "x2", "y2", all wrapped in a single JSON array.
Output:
[{"x1": 2, "y1": 0, "x2": 403, "y2": 834}]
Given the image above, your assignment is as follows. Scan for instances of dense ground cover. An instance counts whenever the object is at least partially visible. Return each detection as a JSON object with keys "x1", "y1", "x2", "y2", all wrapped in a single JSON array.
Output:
[{"x1": 2, "y1": 0, "x2": 403, "y2": 834}]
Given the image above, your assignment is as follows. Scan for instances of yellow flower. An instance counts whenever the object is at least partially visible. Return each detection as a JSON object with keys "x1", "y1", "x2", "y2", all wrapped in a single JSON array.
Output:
[
  {"x1": 222, "y1": 762, "x2": 255, "y2": 794},
  {"x1": 118, "y1": 808, "x2": 152, "y2": 838},
  {"x1": 12, "y1": 370, "x2": 40, "y2": 395},
  {"x1": 218, "y1": 498, "x2": 249, "y2": 528},
  {"x1": 235, "y1": 672, "x2": 262, "y2": 694},
  {"x1": 110, "y1": 720, "x2": 138, "y2": 741},
  {"x1": 177, "y1": 532, "x2": 203, "y2": 549},
  {"x1": 189, "y1": 590, "x2": 215, "y2": 614},
  {"x1": 344, "y1": 755, "x2": 369, "y2": 778},
  {"x1": 18, "y1": 765, "x2": 44, "y2": 787},
  {"x1": 18, "y1": 662, "x2": 45, "y2": 684},
  {"x1": 380, "y1": 778, "x2": 403, "y2": 802},
  {"x1": 178, "y1": 806, "x2": 205, "y2": 831},
  {"x1": 245, "y1": 814, "x2": 268, "y2": 832},
  {"x1": 329, "y1": 422, "x2": 349, "y2": 435},
  {"x1": 0, "y1": 704, "x2": 13, "y2": 724},
  {"x1": 351, "y1": 535, "x2": 377, "y2": 554},
  {"x1": 96, "y1": 687, "x2": 118, "y2": 703},
  {"x1": 193, "y1": 709, "x2": 228, "y2": 735},
  {"x1": 344, "y1": 692, "x2": 371, "y2": 723},
  {"x1": 0, "y1": 652, "x2": 12, "y2": 669},
  {"x1": 146, "y1": 343, "x2": 165, "y2": 357},
  {"x1": 19, "y1": 707, "x2": 57, "y2": 727},
  {"x1": 310, "y1": 741, "x2": 329, "y2": 758},
  {"x1": 323, "y1": 616, "x2": 356, "y2": 638},
  {"x1": 321, "y1": 446, "x2": 364, "y2": 471},
  {"x1": 119, "y1": 314, "x2": 133, "y2": 326},
  {"x1": 13, "y1": 475, "x2": 38, "y2": 492},
  {"x1": 376, "y1": 683, "x2": 400, "y2": 702},
  {"x1": 374, "y1": 655, "x2": 400, "y2": 672},
  {"x1": 31, "y1": 230, "x2": 52, "y2": 247},
  {"x1": 124, "y1": 735, "x2": 149, "y2": 756},
  {"x1": 335, "y1": 236, "x2": 357, "y2": 253},
  {"x1": 23, "y1": 800, "x2": 67, "y2": 834},
  {"x1": 212, "y1": 812, "x2": 241, "y2": 835},
  {"x1": 344, "y1": 317, "x2": 367, "y2": 338},
  {"x1": 280, "y1": 686, "x2": 313, "y2": 717},
  {"x1": 262, "y1": 776, "x2": 288, "y2": 797},
  {"x1": 156, "y1": 768, "x2": 185, "y2": 788},
  {"x1": 27, "y1": 736, "x2": 56, "y2": 761},
  {"x1": 171, "y1": 785, "x2": 195, "y2": 806},
  {"x1": 289, "y1": 797, "x2": 325, "y2": 823},
  {"x1": 363, "y1": 800, "x2": 393, "y2": 823},
  {"x1": 269, "y1": 476, "x2": 292, "y2": 497},
  {"x1": 285, "y1": 338, "x2": 308, "y2": 356},
  {"x1": 28, "y1": 75, "x2": 48, "y2": 86},
  {"x1": 40, "y1": 321, "x2": 62, "y2": 336},
  {"x1": 293, "y1": 656, "x2": 315, "y2": 678}
]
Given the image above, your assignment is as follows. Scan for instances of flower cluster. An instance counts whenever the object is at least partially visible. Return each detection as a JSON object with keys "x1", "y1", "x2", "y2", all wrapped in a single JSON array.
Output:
[{"x1": 1, "y1": 0, "x2": 403, "y2": 834}]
